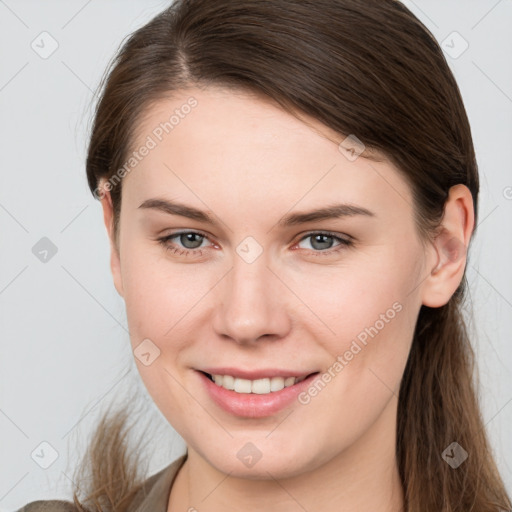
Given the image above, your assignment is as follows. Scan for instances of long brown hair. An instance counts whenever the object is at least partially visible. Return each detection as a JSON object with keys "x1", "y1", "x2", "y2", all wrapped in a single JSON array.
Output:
[{"x1": 74, "y1": 1, "x2": 511, "y2": 510}]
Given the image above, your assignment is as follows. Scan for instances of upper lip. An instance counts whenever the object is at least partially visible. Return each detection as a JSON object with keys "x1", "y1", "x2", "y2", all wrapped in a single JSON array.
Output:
[{"x1": 198, "y1": 367, "x2": 317, "y2": 380}]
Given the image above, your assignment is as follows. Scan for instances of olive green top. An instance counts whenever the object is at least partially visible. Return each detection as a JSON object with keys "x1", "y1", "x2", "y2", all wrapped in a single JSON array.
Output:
[{"x1": 16, "y1": 454, "x2": 187, "y2": 512}]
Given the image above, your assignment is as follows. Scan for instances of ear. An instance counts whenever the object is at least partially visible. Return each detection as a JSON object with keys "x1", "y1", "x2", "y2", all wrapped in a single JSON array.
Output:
[
  {"x1": 99, "y1": 182, "x2": 124, "y2": 298},
  {"x1": 421, "y1": 184, "x2": 475, "y2": 308}
]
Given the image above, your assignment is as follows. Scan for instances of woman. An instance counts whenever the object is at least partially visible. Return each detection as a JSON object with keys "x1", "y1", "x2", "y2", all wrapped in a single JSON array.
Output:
[{"x1": 17, "y1": 0, "x2": 511, "y2": 511}]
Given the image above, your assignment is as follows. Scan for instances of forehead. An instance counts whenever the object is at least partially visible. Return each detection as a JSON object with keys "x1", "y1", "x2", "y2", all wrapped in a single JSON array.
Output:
[{"x1": 123, "y1": 86, "x2": 413, "y2": 222}]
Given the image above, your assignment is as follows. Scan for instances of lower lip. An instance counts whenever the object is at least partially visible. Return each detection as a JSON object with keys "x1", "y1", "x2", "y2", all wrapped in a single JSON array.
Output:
[{"x1": 197, "y1": 371, "x2": 319, "y2": 418}]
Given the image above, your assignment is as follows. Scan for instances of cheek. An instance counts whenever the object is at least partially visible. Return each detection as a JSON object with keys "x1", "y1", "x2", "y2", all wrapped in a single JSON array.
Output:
[
  {"x1": 120, "y1": 240, "x2": 192, "y2": 329},
  {"x1": 305, "y1": 244, "x2": 421, "y2": 396},
  {"x1": 303, "y1": 245, "x2": 418, "y2": 341},
  {"x1": 287, "y1": 279, "x2": 416, "y2": 469},
  {"x1": 118, "y1": 246, "x2": 204, "y2": 423}
]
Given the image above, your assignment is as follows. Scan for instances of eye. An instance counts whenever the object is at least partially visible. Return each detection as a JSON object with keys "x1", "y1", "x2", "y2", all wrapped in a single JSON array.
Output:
[
  {"x1": 295, "y1": 232, "x2": 353, "y2": 256},
  {"x1": 157, "y1": 230, "x2": 212, "y2": 257},
  {"x1": 156, "y1": 230, "x2": 353, "y2": 258}
]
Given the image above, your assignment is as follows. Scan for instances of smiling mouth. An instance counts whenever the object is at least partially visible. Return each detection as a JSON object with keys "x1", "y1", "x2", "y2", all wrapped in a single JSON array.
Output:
[{"x1": 200, "y1": 371, "x2": 319, "y2": 394}]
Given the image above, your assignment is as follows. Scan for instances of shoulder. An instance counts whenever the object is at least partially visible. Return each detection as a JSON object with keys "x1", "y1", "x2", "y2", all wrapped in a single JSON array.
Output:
[
  {"x1": 15, "y1": 454, "x2": 187, "y2": 512},
  {"x1": 14, "y1": 500, "x2": 78, "y2": 512}
]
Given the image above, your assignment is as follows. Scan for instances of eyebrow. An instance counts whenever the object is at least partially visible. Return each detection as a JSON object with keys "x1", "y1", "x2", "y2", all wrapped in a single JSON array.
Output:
[{"x1": 138, "y1": 198, "x2": 375, "y2": 228}]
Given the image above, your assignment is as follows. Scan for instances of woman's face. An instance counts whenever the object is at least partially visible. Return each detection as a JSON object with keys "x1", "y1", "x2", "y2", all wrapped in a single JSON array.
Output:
[{"x1": 104, "y1": 86, "x2": 434, "y2": 478}]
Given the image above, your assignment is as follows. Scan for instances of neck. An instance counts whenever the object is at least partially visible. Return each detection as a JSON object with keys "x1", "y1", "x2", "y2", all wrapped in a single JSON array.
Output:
[{"x1": 168, "y1": 398, "x2": 404, "y2": 512}]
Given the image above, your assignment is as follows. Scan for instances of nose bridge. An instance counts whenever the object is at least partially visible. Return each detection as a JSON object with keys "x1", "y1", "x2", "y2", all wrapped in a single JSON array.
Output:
[{"x1": 213, "y1": 247, "x2": 290, "y2": 344}]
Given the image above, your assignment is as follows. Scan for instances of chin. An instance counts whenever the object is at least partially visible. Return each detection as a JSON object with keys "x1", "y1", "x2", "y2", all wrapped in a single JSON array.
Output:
[{"x1": 199, "y1": 443, "x2": 325, "y2": 480}]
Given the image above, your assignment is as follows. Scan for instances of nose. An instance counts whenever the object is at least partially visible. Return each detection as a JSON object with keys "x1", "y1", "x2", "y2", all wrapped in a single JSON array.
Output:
[{"x1": 212, "y1": 253, "x2": 292, "y2": 345}]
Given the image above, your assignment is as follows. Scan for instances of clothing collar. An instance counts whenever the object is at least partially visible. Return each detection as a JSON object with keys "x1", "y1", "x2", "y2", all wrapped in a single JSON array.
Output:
[{"x1": 129, "y1": 454, "x2": 187, "y2": 512}]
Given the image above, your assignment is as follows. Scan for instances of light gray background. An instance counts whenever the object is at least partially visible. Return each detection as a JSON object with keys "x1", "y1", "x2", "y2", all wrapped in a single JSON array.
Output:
[{"x1": 0, "y1": 0, "x2": 511, "y2": 509}]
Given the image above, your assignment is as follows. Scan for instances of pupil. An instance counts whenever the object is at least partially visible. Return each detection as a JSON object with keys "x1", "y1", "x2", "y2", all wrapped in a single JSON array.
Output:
[
  {"x1": 312, "y1": 234, "x2": 332, "y2": 250},
  {"x1": 182, "y1": 233, "x2": 203, "y2": 249}
]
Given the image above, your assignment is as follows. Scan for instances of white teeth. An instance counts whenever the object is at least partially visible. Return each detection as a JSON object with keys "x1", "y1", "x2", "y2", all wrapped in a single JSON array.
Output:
[
  {"x1": 284, "y1": 376, "x2": 295, "y2": 387},
  {"x1": 234, "y1": 378, "x2": 252, "y2": 393},
  {"x1": 252, "y1": 378, "x2": 270, "y2": 394},
  {"x1": 270, "y1": 376, "x2": 285, "y2": 392},
  {"x1": 222, "y1": 374, "x2": 235, "y2": 390},
  {"x1": 210, "y1": 373, "x2": 308, "y2": 394}
]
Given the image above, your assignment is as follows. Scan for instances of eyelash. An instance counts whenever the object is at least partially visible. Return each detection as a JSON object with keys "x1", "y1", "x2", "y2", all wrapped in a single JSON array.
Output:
[{"x1": 156, "y1": 230, "x2": 353, "y2": 258}]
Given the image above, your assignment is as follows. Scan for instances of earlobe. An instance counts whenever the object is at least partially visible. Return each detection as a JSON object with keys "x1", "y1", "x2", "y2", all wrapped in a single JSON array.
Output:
[
  {"x1": 421, "y1": 184, "x2": 475, "y2": 308},
  {"x1": 98, "y1": 183, "x2": 124, "y2": 298}
]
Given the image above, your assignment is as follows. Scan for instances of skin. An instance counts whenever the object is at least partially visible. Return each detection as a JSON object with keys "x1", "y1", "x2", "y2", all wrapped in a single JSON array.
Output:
[{"x1": 99, "y1": 86, "x2": 474, "y2": 512}]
